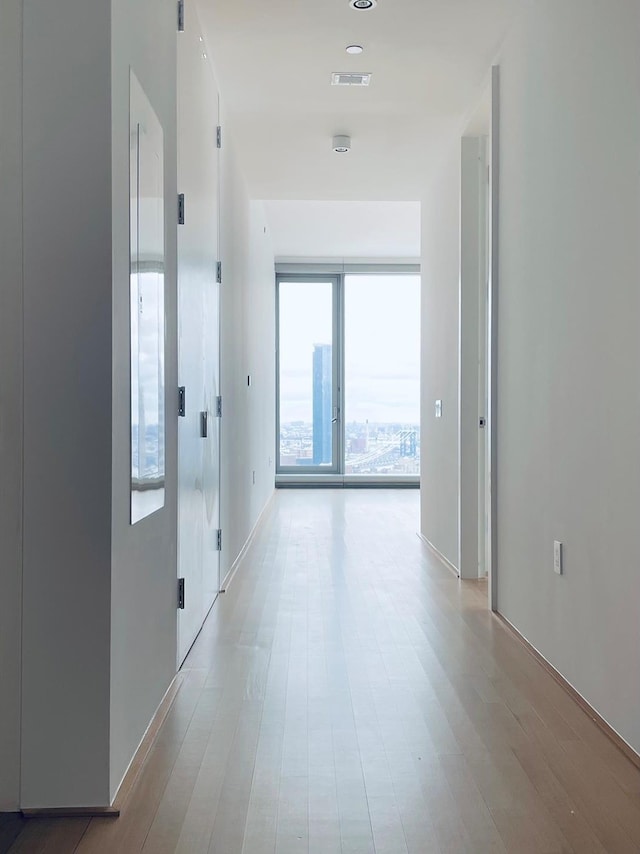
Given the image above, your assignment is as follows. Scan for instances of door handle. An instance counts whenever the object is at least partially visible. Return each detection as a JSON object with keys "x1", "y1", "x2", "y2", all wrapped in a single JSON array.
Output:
[
  {"x1": 332, "y1": 406, "x2": 339, "y2": 424},
  {"x1": 200, "y1": 411, "x2": 208, "y2": 438}
]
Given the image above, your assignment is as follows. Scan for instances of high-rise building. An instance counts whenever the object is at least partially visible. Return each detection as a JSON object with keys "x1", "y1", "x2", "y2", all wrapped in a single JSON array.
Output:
[{"x1": 312, "y1": 344, "x2": 332, "y2": 465}]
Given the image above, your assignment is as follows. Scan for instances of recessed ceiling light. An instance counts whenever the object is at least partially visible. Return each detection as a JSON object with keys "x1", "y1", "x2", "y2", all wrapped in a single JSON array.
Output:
[
  {"x1": 350, "y1": 0, "x2": 377, "y2": 9},
  {"x1": 346, "y1": 45, "x2": 364, "y2": 55}
]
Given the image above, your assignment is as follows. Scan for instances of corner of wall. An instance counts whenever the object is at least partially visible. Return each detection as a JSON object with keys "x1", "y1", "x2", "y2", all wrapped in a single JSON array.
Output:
[
  {"x1": 0, "y1": 0, "x2": 24, "y2": 812},
  {"x1": 495, "y1": 0, "x2": 640, "y2": 755}
]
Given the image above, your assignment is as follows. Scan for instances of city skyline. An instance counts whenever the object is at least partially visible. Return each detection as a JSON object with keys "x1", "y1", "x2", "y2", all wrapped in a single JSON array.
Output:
[
  {"x1": 280, "y1": 418, "x2": 420, "y2": 475},
  {"x1": 312, "y1": 343, "x2": 332, "y2": 465}
]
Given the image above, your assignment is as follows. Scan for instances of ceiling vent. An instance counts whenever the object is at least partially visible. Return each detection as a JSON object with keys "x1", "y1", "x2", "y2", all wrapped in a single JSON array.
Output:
[{"x1": 331, "y1": 72, "x2": 372, "y2": 87}]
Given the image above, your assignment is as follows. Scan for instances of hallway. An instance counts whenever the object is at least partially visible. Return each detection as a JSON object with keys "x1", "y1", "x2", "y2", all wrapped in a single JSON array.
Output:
[{"x1": 6, "y1": 490, "x2": 640, "y2": 853}]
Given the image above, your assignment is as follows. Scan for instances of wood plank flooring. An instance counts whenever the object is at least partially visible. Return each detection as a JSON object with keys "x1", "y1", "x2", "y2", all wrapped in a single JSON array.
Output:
[{"x1": 6, "y1": 489, "x2": 640, "y2": 853}]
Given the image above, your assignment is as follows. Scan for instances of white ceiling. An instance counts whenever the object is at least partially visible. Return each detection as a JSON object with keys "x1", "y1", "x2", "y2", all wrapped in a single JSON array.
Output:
[
  {"x1": 197, "y1": 0, "x2": 521, "y2": 201},
  {"x1": 264, "y1": 200, "x2": 420, "y2": 259}
]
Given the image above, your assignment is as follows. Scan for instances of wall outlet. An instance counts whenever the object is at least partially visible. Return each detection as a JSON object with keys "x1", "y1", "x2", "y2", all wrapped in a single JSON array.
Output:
[{"x1": 554, "y1": 541, "x2": 563, "y2": 575}]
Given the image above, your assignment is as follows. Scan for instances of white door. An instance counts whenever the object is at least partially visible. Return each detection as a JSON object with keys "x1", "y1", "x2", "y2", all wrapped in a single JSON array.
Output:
[
  {"x1": 201, "y1": 95, "x2": 221, "y2": 608},
  {"x1": 487, "y1": 66, "x2": 500, "y2": 611},
  {"x1": 177, "y1": 7, "x2": 221, "y2": 664},
  {"x1": 478, "y1": 138, "x2": 489, "y2": 578}
]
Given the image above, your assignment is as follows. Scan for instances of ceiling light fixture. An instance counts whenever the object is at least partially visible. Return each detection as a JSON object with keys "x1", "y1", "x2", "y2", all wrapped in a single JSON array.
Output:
[
  {"x1": 333, "y1": 135, "x2": 351, "y2": 153},
  {"x1": 350, "y1": 0, "x2": 377, "y2": 9},
  {"x1": 346, "y1": 44, "x2": 364, "y2": 55}
]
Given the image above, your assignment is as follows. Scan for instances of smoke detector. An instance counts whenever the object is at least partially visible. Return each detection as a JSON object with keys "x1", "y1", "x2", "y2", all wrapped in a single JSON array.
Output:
[
  {"x1": 331, "y1": 72, "x2": 372, "y2": 87},
  {"x1": 350, "y1": 0, "x2": 377, "y2": 8},
  {"x1": 333, "y1": 135, "x2": 351, "y2": 153}
]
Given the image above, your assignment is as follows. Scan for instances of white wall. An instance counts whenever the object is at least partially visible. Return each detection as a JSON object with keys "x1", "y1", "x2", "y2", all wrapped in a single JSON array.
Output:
[
  {"x1": 0, "y1": 0, "x2": 23, "y2": 812},
  {"x1": 109, "y1": 0, "x2": 178, "y2": 800},
  {"x1": 245, "y1": 201, "x2": 277, "y2": 527},
  {"x1": 219, "y1": 120, "x2": 276, "y2": 583},
  {"x1": 20, "y1": 0, "x2": 113, "y2": 808},
  {"x1": 16, "y1": 0, "x2": 179, "y2": 808},
  {"x1": 420, "y1": 149, "x2": 461, "y2": 568},
  {"x1": 263, "y1": 200, "x2": 421, "y2": 260},
  {"x1": 2, "y1": 0, "x2": 274, "y2": 811},
  {"x1": 496, "y1": 0, "x2": 640, "y2": 754},
  {"x1": 459, "y1": 136, "x2": 488, "y2": 579}
]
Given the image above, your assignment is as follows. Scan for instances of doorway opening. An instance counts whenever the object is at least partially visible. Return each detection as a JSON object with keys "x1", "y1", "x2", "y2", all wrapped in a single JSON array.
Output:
[{"x1": 458, "y1": 67, "x2": 499, "y2": 609}]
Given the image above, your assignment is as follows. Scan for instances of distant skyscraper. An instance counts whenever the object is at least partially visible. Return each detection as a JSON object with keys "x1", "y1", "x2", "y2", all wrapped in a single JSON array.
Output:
[{"x1": 312, "y1": 344, "x2": 332, "y2": 465}]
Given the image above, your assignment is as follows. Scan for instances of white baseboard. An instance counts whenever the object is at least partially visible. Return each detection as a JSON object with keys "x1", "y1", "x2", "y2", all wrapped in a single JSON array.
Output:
[
  {"x1": 220, "y1": 490, "x2": 276, "y2": 593},
  {"x1": 417, "y1": 533, "x2": 460, "y2": 578},
  {"x1": 495, "y1": 612, "x2": 640, "y2": 772}
]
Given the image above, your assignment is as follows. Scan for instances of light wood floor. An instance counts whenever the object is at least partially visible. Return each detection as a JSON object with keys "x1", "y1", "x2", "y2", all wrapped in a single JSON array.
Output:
[{"x1": 6, "y1": 489, "x2": 640, "y2": 853}]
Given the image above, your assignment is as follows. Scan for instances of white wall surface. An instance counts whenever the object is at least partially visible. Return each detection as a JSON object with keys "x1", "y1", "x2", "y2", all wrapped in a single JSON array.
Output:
[
  {"x1": 219, "y1": 119, "x2": 276, "y2": 584},
  {"x1": 20, "y1": 0, "x2": 113, "y2": 808},
  {"x1": 420, "y1": 149, "x2": 461, "y2": 569},
  {"x1": 245, "y1": 201, "x2": 277, "y2": 527},
  {"x1": 0, "y1": 0, "x2": 23, "y2": 812},
  {"x1": 263, "y1": 200, "x2": 421, "y2": 260},
  {"x1": 496, "y1": 0, "x2": 640, "y2": 754},
  {"x1": 4, "y1": 0, "x2": 273, "y2": 811},
  {"x1": 109, "y1": 0, "x2": 178, "y2": 800},
  {"x1": 459, "y1": 137, "x2": 488, "y2": 579}
]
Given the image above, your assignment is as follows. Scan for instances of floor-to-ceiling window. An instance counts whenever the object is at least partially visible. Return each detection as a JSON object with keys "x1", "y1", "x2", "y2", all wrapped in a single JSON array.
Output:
[
  {"x1": 344, "y1": 273, "x2": 420, "y2": 477},
  {"x1": 277, "y1": 275, "x2": 340, "y2": 473},
  {"x1": 276, "y1": 266, "x2": 420, "y2": 485}
]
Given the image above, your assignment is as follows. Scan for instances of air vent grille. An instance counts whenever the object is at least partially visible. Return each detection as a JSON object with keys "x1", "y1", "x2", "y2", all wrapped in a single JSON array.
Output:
[{"x1": 331, "y1": 72, "x2": 372, "y2": 87}]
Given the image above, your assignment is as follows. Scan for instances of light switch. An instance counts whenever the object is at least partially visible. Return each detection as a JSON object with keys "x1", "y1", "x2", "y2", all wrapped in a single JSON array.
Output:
[{"x1": 435, "y1": 400, "x2": 443, "y2": 418}]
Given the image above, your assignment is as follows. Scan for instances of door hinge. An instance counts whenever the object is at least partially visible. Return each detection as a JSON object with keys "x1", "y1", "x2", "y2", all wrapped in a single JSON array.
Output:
[
  {"x1": 177, "y1": 0, "x2": 185, "y2": 32},
  {"x1": 215, "y1": 396, "x2": 222, "y2": 418},
  {"x1": 216, "y1": 261, "x2": 222, "y2": 283},
  {"x1": 200, "y1": 410, "x2": 208, "y2": 438},
  {"x1": 216, "y1": 126, "x2": 222, "y2": 149},
  {"x1": 216, "y1": 529, "x2": 222, "y2": 551},
  {"x1": 177, "y1": 577, "x2": 185, "y2": 609},
  {"x1": 178, "y1": 386, "x2": 186, "y2": 417},
  {"x1": 178, "y1": 193, "x2": 185, "y2": 225}
]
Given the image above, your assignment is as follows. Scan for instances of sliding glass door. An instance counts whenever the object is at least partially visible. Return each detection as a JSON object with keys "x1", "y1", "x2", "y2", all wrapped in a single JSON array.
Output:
[
  {"x1": 344, "y1": 274, "x2": 420, "y2": 476},
  {"x1": 277, "y1": 269, "x2": 420, "y2": 482},
  {"x1": 277, "y1": 276, "x2": 340, "y2": 473}
]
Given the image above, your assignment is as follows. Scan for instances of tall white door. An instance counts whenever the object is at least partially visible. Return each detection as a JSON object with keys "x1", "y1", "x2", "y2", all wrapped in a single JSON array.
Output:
[
  {"x1": 478, "y1": 138, "x2": 489, "y2": 578},
  {"x1": 202, "y1": 97, "x2": 221, "y2": 608},
  {"x1": 177, "y1": 6, "x2": 221, "y2": 665}
]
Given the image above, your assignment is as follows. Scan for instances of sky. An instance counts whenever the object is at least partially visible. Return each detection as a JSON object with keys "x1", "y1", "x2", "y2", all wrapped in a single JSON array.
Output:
[{"x1": 279, "y1": 275, "x2": 420, "y2": 425}]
